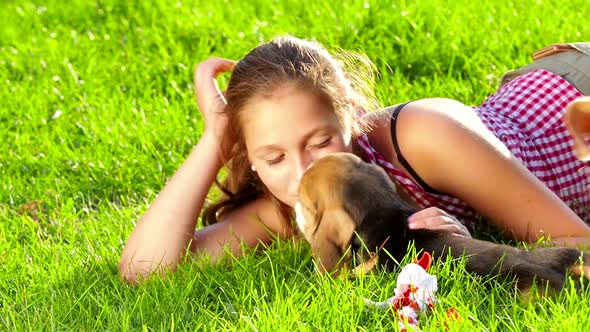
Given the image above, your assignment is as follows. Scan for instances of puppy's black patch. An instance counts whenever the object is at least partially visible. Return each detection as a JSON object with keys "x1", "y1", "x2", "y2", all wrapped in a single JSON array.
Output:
[{"x1": 354, "y1": 207, "x2": 588, "y2": 291}]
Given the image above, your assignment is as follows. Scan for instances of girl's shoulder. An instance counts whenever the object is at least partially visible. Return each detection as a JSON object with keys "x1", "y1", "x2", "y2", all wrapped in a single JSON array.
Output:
[{"x1": 361, "y1": 99, "x2": 478, "y2": 160}]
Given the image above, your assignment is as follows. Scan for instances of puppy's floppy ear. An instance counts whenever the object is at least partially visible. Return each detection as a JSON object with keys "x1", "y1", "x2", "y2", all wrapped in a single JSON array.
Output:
[{"x1": 309, "y1": 208, "x2": 356, "y2": 275}]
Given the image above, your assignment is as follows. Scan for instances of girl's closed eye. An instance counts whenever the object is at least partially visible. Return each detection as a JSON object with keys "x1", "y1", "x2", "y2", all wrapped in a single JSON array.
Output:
[
  {"x1": 266, "y1": 154, "x2": 284, "y2": 166},
  {"x1": 308, "y1": 137, "x2": 332, "y2": 149},
  {"x1": 264, "y1": 137, "x2": 331, "y2": 167}
]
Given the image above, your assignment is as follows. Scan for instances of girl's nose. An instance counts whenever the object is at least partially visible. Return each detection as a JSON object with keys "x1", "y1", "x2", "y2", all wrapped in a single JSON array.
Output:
[{"x1": 293, "y1": 153, "x2": 314, "y2": 187}]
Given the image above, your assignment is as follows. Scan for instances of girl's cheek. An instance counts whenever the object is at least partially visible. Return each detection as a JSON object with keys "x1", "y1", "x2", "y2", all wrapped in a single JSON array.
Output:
[
  {"x1": 259, "y1": 169, "x2": 290, "y2": 196},
  {"x1": 324, "y1": 139, "x2": 348, "y2": 154}
]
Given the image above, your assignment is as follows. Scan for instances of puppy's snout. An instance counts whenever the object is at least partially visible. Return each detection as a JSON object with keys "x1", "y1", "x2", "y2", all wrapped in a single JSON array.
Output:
[
  {"x1": 294, "y1": 201, "x2": 312, "y2": 242},
  {"x1": 294, "y1": 202, "x2": 305, "y2": 232}
]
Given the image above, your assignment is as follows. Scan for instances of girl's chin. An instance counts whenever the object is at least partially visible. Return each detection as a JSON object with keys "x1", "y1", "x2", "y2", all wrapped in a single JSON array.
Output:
[{"x1": 284, "y1": 198, "x2": 297, "y2": 208}]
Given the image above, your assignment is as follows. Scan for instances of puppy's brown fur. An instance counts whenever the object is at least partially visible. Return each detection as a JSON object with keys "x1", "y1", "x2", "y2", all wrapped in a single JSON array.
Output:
[{"x1": 295, "y1": 153, "x2": 590, "y2": 291}]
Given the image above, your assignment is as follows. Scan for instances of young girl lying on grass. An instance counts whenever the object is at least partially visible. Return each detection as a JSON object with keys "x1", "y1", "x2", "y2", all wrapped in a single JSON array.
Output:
[{"x1": 118, "y1": 37, "x2": 590, "y2": 284}]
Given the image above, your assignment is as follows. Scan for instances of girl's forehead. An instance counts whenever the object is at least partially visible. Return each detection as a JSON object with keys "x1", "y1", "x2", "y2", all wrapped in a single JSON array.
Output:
[
  {"x1": 240, "y1": 89, "x2": 343, "y2": 148},
  {"x1": 242, "y1": 88, "x2": 337, "y2": 127}
]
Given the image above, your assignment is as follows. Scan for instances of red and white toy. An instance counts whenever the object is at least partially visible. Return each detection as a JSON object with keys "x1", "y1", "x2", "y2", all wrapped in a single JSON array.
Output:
[{"x1": 363, "y1": 252, "x2": 437, "y2": 331}]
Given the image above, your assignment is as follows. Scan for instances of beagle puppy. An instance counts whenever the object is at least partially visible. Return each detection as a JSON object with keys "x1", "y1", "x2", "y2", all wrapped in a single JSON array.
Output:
[{"x1": 295, "y1": 152, "x2": 590, "y2": 291}]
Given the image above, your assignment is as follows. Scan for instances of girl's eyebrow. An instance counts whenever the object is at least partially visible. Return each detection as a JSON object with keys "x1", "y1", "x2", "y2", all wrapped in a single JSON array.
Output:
[{"x1": 253, "y1": 126, "x2": 335, "y2": 154}]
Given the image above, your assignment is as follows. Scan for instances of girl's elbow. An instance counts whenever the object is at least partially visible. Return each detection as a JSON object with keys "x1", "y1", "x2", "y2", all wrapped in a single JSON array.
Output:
[
  {"x1": 117, "y1": 256, "x2": 143, "y2": 285},
  {"x1": 117, "y1": 255, "x2": 170, "y2": 285}
]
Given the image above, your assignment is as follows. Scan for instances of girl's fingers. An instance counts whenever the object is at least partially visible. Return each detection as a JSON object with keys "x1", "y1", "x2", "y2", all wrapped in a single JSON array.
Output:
[
  {"x1": 421, "y1": 221, "x2": 470, "y2": 237},
  {"x1": 408, "y1": 212, "x2": 471, "y2": 237},
  {"x1": 194, "y1": 58, "x2": 235, "y2": 106},
  {"x1": 409, "y1": 215, "x2": 455, "y2": 229},
  {"x1": 436, "y1": 223, "x2": 471, "y2": 237},
  {"x1": 194, "y1": 57, "x2": 235, "y2": 81},
  {"x1": 408, "y1": 207, "x2": 453, "y2": 221}
]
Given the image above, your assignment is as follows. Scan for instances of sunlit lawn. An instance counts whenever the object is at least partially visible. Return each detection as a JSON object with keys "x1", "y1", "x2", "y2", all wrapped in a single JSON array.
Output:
[{"x1": 2, "y1": 0, "x2": 590, "y2": 330}]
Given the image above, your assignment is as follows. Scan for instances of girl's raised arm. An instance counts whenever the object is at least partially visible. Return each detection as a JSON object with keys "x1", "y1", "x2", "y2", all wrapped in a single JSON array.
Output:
[
  {"x1": 374, "y1": 98, "x2": 590, "y2": 247},
  {"x1": 118, "y1": 58, "x2": 236, "y2": 283}
]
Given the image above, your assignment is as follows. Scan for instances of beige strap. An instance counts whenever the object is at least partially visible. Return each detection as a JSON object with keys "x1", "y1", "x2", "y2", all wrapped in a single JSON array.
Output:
[{"x1": 567, "y1": 42, "x2": 590, "y2": 56}]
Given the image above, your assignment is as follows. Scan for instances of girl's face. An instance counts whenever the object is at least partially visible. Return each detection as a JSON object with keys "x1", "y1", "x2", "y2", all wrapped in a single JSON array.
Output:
[{"x1": 241, "y1": 85, "x2": 353, "y2": 207}]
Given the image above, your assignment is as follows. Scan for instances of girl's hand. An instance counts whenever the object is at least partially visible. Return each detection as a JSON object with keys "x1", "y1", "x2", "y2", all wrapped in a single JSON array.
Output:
[
  {"x1": 564, "y1": 96, "x2": 590, "y2": 161},
  {"x1": 408, "y1": 207, "x2": 471, "y2": 237},
  {"x1": 194, "y1": 57, "x2": 235, "y2": 142}
]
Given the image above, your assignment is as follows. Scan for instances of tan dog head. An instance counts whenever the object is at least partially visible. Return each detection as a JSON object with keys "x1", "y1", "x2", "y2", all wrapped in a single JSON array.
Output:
[{"x1": 295, "y1": 152, "x2": 409, "y2": 274}]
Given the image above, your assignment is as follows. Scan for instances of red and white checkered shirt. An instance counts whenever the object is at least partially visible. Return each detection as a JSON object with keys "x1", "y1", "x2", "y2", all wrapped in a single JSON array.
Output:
[{"x1": 357, "y1": 69, "x2": 590, "y2": 226}]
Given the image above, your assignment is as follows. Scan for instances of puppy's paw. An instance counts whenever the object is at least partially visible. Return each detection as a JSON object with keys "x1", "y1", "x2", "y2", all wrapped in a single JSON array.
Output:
[
  {"x1": 519, "y1": 248, "x2": 590, "y2": 293},
  {"x1": 567, "y1": 252, "x2": 590, "y2": 278},
  {"x1": 351, "y1": 252, "x2": 379, "y2": 278},
  {"x1": 568, "y1": 265, "x2": 590, "y2": 277}
]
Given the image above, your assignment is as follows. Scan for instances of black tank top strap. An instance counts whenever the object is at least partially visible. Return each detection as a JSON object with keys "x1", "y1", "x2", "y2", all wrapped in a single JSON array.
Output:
[{"x1": 390, "y1": 103, "x2": 444, "y2": 195}]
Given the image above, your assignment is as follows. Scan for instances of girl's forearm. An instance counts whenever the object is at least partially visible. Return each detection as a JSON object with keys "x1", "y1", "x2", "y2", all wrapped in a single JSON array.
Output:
[{"x1": 118, "y1": 133, "x2": 223, "y2": 283}]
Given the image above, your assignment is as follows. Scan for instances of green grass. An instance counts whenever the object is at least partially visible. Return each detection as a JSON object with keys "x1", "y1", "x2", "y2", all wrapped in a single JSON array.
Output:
[{"x1": 2, "y1": 0, "x2": 590, "y2": 330}]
